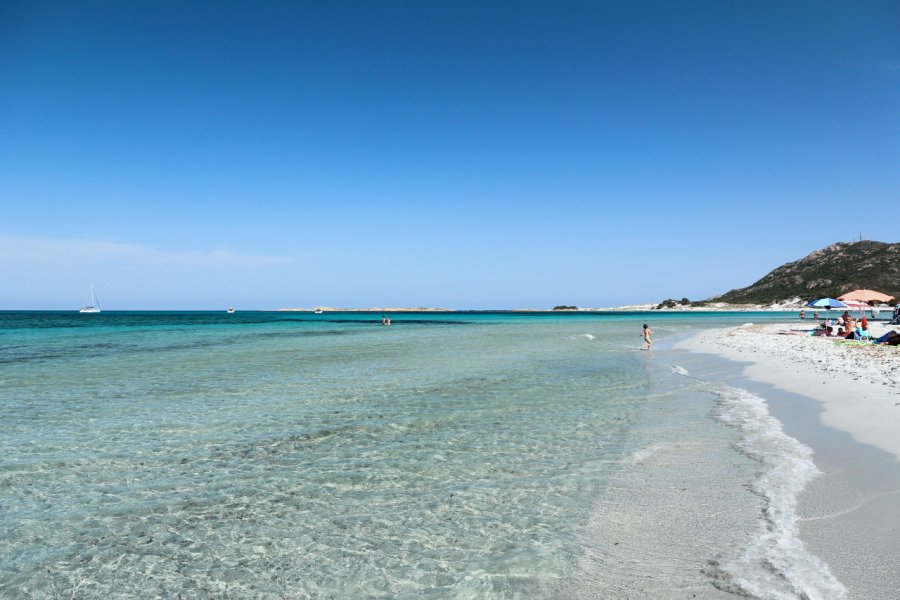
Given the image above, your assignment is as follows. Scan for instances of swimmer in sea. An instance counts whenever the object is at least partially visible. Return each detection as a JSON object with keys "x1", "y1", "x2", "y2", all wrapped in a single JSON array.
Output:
[{"x1": 641, "y1": 324, "x2": 652, "y2": 350}]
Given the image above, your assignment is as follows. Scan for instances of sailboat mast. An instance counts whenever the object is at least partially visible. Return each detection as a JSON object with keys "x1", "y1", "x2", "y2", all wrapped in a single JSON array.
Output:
[{"x1": 79, "y1": 285, "x2": 101, "y2": 313}]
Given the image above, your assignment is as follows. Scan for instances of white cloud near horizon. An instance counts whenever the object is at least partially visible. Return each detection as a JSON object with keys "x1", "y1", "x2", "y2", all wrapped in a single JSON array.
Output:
[{"x1": 1, "y1": 234, "x2": 298, "y2": 268}]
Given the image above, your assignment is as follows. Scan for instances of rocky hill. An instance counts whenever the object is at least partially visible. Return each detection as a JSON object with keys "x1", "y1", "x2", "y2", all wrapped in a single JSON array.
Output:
[{"x1": 712, "y1": 241, "x2": 900, "y2": 305}]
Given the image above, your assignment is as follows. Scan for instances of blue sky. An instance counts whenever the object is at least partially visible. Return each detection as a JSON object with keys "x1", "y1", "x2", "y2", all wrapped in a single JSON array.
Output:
[{"x1": 2, "y1": 1, "x2": 898, "y2": 309}]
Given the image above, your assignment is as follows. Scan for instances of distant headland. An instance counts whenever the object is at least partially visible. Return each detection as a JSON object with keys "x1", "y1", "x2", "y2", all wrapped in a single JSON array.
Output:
[
  {"x1": 278, "y1": 307, "x2": 453, "y2": 312},
  {"x1": 276, "y1": 241, "x2": 898, "y2": 314}
]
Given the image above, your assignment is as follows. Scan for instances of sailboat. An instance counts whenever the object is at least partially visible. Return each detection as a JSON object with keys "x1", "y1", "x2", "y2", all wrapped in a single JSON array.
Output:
[{"x1": 79, "y1": 285, "x2": 101, "y2": 313}]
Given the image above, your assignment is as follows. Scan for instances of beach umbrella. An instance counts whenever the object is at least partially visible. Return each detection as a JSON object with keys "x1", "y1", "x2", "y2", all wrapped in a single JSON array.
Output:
[
  {"x1": 841, "y1": 300, "x2": 869, "y2": 315},
  {"x1": 807, "y1": 298, "x2": 847, "y2": 309},
  {"x1": 837, "y1": 289, "x2": 895, "y2": 304},
  {"x1": 842, "y1": 300, "x2": 868, "y2": 308}
]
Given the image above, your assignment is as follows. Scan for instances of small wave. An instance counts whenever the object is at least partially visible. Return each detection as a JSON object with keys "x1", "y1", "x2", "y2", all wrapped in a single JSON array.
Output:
[
  {"x1": 708, "y1": 385, "x2": 847, "y2": 599},
  {"x1": 570, "y1": 333, "x2": 596, "y2": 340},
  {"x1": 671, "y1": 365, "x2": 689, "y2": 376}
]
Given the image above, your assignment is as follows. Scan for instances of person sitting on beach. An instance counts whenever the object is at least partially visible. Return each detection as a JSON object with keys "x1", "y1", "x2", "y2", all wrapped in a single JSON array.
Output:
[
  {"x1": 875, "y1": 330, "x2": 900, "y2": 345},
  {"x1": 837, "y1": 327, "x2": 846, "y2": 337}
]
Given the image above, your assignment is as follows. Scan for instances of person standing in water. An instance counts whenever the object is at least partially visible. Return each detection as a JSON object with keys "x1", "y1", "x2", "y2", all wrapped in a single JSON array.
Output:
[{"x1": 641, "y1": 324, "x2": 652, "y2": 350}]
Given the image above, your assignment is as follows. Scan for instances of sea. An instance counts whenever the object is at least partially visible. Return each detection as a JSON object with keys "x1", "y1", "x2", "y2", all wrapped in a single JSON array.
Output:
[{"x1": 0, "y1": 310, "x2": 847, "y2": 599}]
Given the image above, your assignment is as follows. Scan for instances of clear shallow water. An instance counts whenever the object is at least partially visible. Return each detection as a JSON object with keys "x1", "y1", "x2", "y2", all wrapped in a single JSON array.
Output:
[{"x1": 1, "y1": 310, "x2": 836, "y2": 598}]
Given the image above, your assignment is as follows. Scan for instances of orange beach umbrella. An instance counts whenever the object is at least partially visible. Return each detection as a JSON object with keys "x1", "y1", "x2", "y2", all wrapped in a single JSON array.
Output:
[{"x1": 837, "y1": 289, "x2": 895, "y2": 304}]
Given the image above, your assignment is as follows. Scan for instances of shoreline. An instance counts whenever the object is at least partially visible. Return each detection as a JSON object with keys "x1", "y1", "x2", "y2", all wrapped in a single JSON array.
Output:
[
  {"x1": 676, "y1": 322, "x2": 900, "y2": 461},
  {"x1": 673, "y1": 323, "x2": 900, "y2": 598}
]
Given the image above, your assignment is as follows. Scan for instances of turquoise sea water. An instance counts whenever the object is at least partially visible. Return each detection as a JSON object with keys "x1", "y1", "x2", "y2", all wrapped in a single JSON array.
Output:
[{"x1": 2, "y1": 310, "x2": 839, "y2": 598}]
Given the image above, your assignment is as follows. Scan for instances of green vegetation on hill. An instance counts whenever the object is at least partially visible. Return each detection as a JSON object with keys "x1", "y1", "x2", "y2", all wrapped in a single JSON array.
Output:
[{"x1": 713, "y1": 241, "x2": 900, "y2": 305}]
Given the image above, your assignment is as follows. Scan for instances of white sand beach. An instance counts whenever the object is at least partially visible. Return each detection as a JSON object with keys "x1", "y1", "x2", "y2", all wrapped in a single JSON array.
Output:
[{"x1": 679, "y1": 321, "x2": 900, "y2": 461}]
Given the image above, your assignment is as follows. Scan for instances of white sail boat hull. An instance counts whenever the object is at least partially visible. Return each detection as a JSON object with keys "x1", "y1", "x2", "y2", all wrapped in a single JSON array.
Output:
[{"x1": 79, "y1": 285, "x2": 101, "y2": 313}]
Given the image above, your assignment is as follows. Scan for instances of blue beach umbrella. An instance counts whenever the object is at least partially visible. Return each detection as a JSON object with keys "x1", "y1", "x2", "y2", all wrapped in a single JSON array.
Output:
[{"x1": 807, "y1": 298, "x2": 848, "y2": 309}]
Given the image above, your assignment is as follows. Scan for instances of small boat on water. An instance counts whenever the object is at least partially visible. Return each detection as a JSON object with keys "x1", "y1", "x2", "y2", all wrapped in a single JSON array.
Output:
[
  {"x1": 226, "y1": 308, "x2": 235, "y2": 314},
  {"x1": 314, "y1": 308, "x2": 323, "y2": 314},
  {"x1": 79, "y1": 285, "x2": 101, "y2": 313}
]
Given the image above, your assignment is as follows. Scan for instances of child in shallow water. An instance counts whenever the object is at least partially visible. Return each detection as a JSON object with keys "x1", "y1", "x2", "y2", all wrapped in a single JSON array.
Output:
[{"x1": 641, "y1": 324, "x2": 652, "y2": 350}]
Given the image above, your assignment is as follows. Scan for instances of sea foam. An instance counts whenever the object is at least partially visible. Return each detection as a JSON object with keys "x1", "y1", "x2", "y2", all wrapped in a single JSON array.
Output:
[{"x1": 708, "y1": 385, "x2": 848, "y2": 600}]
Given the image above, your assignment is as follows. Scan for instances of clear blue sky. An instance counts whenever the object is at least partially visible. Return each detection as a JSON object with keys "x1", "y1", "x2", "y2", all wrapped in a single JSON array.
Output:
[{"x1": 2, "y1": 1, "x2": 898, "y2": 309}]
